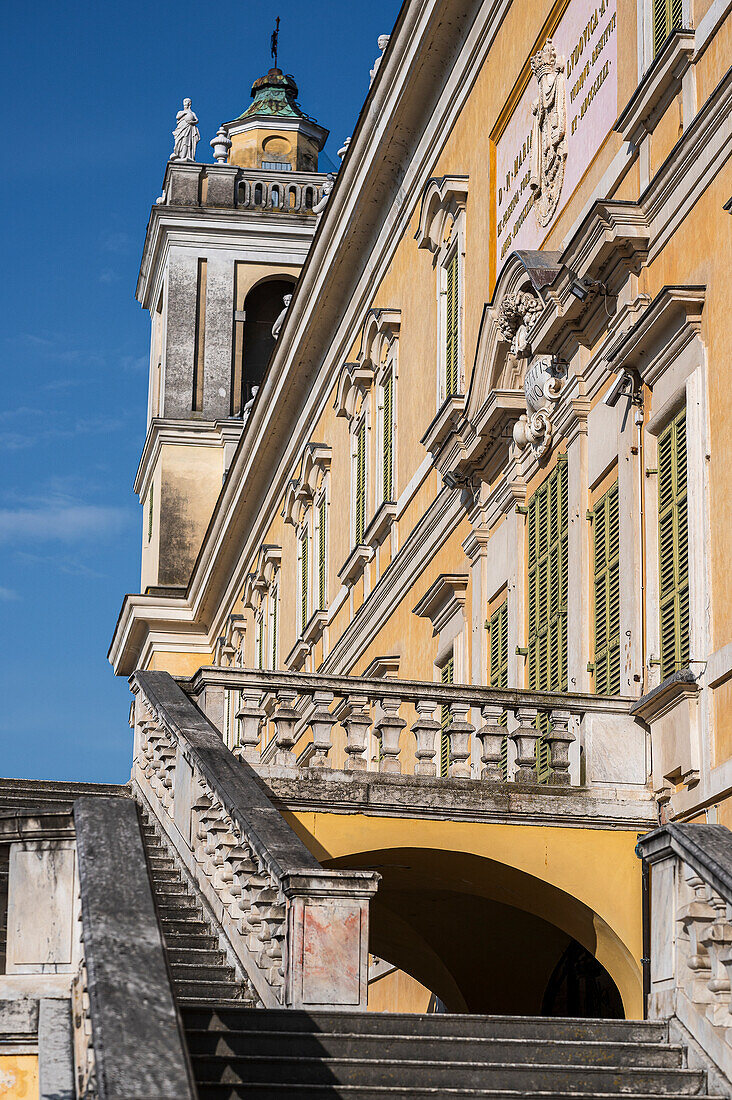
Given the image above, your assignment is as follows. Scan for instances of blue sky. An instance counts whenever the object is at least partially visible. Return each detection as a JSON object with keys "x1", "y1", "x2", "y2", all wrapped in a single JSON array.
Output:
[{"x1": 1, "y1": 0, "x2": 401, "y2": 783}]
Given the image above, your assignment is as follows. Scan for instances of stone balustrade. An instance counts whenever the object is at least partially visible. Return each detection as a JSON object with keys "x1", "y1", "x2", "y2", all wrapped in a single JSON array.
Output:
[
  {"x1": 131, "y1": 670, "x2": 378, "y2": 1011},
  {"x1": 637, "y1": 824, "x2": 732, "y2": 1083},
  {"x1": 236, "y1": 170, "x2": 325, "y2": 214},
  {"x1": 184, "y1": 666, "x2": 645, "y2": 789}
]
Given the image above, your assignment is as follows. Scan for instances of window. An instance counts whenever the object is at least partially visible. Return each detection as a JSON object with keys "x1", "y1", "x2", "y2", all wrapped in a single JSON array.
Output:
[
  {"x1": 255, "y1": 608, "x2": 264, "y2": 670},
  {"x1": 269, "y1": 578, "x2": 279, "y2": 670},
  {"x1": 488, "y1": 600, "x2": 509, "y2": 779},
  {"x1": 354, "y1": 414, "x2": 367, "y2": 545},
  {"x1": 439, "y1": 655, "x2": 454, "y2": 778},
  {"x1": 444, "y1": 248, "x2": 460, "y2": 399},
  {"x1": 299, "y1": 528, "x2": 309, "y2": 633},
  {"x1": 316, "y1": 493, "x2": 327, "y2": 610},
  {"x1": 528, "y1": 457, "x2": 568, "y2": 782},
  {"x1": 381, "y1": 368, "x2": 394, "y2": 504},
  {"x1": 658, "y1": 408, "x2": 689, "y2": 680},
  {"x1": 591, "y1": 481, "x2": 621, "y2": 695},
  {"x1": 653, "y1": 0, "x2": 683, "y2": 56},
  {"x1": 262, "y1": 160, "x2": 292, "y2": 171}
]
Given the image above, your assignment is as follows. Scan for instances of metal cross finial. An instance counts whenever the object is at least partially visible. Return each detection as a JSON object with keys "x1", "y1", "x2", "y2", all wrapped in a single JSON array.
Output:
[{"x1": 270, "y1": 16, "x2": 280, "y2": 69}]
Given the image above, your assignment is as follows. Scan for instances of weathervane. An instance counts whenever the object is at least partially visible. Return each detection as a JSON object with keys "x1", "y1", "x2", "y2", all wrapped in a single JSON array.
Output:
[{"x1": 271, "y1": 16, "x2": 280, "y2": 69}]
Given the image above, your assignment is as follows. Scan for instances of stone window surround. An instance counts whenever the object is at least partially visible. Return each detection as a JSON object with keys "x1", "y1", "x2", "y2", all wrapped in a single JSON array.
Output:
[{"x1": 241, "y1": 545, "x2": 282, "y2": 671}]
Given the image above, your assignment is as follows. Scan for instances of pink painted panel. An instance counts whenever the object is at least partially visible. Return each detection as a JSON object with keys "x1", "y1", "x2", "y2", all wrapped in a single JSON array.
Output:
[{"x1": 301, "y1": 902, "x2": 363, "y2": 1005}]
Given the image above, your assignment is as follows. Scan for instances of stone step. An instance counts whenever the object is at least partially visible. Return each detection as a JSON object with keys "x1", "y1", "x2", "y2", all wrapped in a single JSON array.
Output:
[
  {"x1": 195, "y1": 1090, "x2": 717, "y2": 1100},
  {"x1": 163, "y1": 932, "x2": 221, "y2": 951},
  {"x1": 174, "y1": 980, "x2": 249, "y2": 1002},
  {"x1": 159, "y1": 918, "x2": 213, "y2": 937},
  {"x1": 184, "y1": 1031, "x2": 683, "y2": 1069},
  {"x1": 166, "y1": 947, "x2": 227, "y2": 967},
  {"x1": 148, "y1": 869, "x2": 182, "y2": 885},
  {"x1": 181, "y1": 1009, "x2": 668, "y2": 1045},
  {"x1": 171, "y1": 964, "x2": 239, "y2": 985},
  {"x1": 157, "y1": 897, "x2": 202, "y2": 915},
  {"x1": 152, "y1": 880, "x2": 188, "y2": 895},
  {"x1": 188, "y1": 1055, "x2": 705, "y2": 1093}
]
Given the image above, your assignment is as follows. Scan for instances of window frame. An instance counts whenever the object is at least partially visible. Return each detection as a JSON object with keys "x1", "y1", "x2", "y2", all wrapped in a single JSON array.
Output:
[{"x1": 436, "y1": 216, "x2": 466, "y2": 409}]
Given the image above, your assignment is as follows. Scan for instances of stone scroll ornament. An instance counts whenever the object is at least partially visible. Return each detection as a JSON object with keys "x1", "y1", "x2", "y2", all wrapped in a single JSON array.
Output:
[
  {"x1": 170, "y1": 98, "x2": 200, "y2": 162},
  {"x1": 513, "y1": 355, "x2": 566, "y2": 459},
  {"x1": 529, "y1": 40, "x2": 567, "y2": 228}
]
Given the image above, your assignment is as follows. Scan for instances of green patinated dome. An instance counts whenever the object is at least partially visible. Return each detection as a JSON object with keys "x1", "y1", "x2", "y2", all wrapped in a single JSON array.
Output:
[{"x1": 235, "y1": 68, "x2": 309, "y2": 122}]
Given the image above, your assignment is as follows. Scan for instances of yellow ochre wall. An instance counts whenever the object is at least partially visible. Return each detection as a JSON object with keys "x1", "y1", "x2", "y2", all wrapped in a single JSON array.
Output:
[{"x1": 0, "y1": 1056, "x2": 38, "y2": 1099}]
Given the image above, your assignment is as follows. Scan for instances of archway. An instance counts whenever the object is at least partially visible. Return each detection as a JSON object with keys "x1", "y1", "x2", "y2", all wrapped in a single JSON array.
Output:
[
  {"x1": 231, "y1": 276, "x2": 295, "y2": 415},
  {"x1": 326, "y1": 847, "x2": 629, "y2": 1017}
]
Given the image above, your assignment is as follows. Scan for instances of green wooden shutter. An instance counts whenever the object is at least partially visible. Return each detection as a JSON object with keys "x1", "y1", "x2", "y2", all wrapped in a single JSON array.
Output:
[
  {"x1": 528, "y1": 457, "x2": 568, "y2": 782},
  {"x1": 592, "y1": 481, "x2": 621, "y2": 695},
  {"x1": 256, "y1": 610, "x2": 264, "y2": 670},
  {"x1": 318, "y1": 495, "x2": 327, "y2": 610},
  {"x1": 489, "y1": 600, "x2": 509, "y2": 779},
  {"x1": 270, "y1": 583, "x2": 278, "y2": 669},
  {"x1": 300, "y1": 530, "x2": 308, "y2": 632},
  {"x1": 654, "y1": 0, "x2": 683, "y2": 55},
  {"x1": 355, "y1": 417, "x2": 367, "y2": 544},
  {"x1": 440, "y1": 656, "x2": 454, "y2": 777},
  {"x1": 658, "y1": 409, "x2": 689, "y2": 680},
  {"x1": 445, "y1": 251, "x2": 460, "y2": 398},
  {"x1": 382, "y1": 370, "x2": 394, "y2": 503}
]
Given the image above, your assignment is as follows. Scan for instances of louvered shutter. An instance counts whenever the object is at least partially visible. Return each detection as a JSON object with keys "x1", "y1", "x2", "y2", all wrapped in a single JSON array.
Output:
[
  {"x1": 654, "y1": 0, "x2": 684, "y2": 55},
  {"x1": 592, "y1": 481, "x2": 621, "y2": 695},
  {"x1": 383, "y1": 370, "x2": 394, "y2": 503},
  {"x1": 528, "y1": 458, "x2": 568, "y2": 782},
  {"x1": 270, "y1": 583, "x2": 278, "y2": 669},
  {"x1": 318, "y1": 495, "x2": 327, "y2": 610},
  {"x1": 658, "y1": 409, "x2": 689, "y2": 679},
  {"x1": 256, "y1": 610, "x2": 264, "y2": 670},
  {"x1": 489, "y1": 601, "x2": 509, "y2": 779},
  {"x1": 355, "y1": 417, "x2": 367, "y2": 544},
  {"x1": 440, "y1": 657, "x2": 454, "y2": 777},
  {"x1": 445, "y1": 251, "x2": 460, "y2": 398},
  {"x1": 300, "y1": 530, "x2": 308, "y2": 632}
]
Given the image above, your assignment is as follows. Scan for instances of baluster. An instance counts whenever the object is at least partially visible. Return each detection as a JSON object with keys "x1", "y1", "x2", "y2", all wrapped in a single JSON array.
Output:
[
  {"x1": 477, "y1": 703, "x2": 506, "y2": 781},
  {"x1": 512, "y1": 705, "x2": 540, "y2": 783},
  {"x1": 678, "y1": 866, "x2": 716, "y2": 1007},
  {"x1": 448, "y1": 702, "x2": 473, "y2": 778},
  {"x1": 701, "y1": 888, "x2": 732, "y2": 1025},
  {"x1": 376, "y1": 696, "x2": 406, "y2": 774},
  {"x1": 547, "y1": 708, "x2": 574, "y2": 785},
  {"x1": 272, "y1": 689, "x2": 299, "y2": 768},
  {"x1": 343, "y1": 694, "x2": 371, "y2": 770},
  {"x1": 235, "y1": 689, "x2": 264, "y2": 763},
  {"x1": 410, "y1": 699, "x2": 439, "y2": 776},
  {"x1": 309, "y1": 690, "x2": 335, "y2": 768}
]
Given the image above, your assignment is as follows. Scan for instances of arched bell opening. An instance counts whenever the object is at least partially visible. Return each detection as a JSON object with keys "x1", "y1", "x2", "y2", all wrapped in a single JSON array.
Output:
[
  {"x1": 231, "y1": 276, "x2": 296, "y2": 415},
  {"x1": 325, "y1": 847, "x2": 632, "y2": 1018}
]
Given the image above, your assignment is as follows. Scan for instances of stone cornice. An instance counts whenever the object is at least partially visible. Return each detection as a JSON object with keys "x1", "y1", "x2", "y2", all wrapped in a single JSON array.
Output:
[
  {"x1": 134, "y1": 418, "x2": 245, "y2": 498},
  {"x1": 615, "y1": 29, "x2": 695, "y2": 148},
  {"x1": 606, "y1": 285, "x2": 705, "y2": 388},
  {"x1": 413, "y1": 572, "x2": 469, "y2": 635},
  {"x1": 414, "y1": 175, "x2": 469, "y2": 253}
]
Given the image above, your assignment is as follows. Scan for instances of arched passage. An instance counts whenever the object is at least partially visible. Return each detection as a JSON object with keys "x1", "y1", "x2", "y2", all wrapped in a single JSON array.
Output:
[
  {"x1": 282, "y1": 808, "x2": 645, "y2": 1018},
  {"x1": 231, "y1": 276, "x2": 296, "y2": 415}
]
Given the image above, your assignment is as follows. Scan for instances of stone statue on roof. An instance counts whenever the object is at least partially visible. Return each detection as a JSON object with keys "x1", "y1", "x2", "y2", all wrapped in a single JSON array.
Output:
[
  {"x1": 369, "y1": 35, "x2": 391, "y2": 87},
  {"x1": 170, "y1": 99, "x2": 200, "y2": 162}
]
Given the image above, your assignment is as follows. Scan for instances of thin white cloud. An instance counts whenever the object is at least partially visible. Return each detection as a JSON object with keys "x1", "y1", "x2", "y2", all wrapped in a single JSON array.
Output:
[{"x1": 0, "y1": 500, "x2": 131, "y2": 544}]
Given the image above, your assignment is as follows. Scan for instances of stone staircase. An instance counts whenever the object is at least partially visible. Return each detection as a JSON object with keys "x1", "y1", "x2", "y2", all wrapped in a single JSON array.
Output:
[
  {"x1": 139, "y1": 810, "x2": 257, "y2": 1008},
  {"x1": 179, "y1": 1006, "x2": 716, "y2": 1098},
  {"x1": 0, "y1": 776, "x2": 128, "y2": 812}
]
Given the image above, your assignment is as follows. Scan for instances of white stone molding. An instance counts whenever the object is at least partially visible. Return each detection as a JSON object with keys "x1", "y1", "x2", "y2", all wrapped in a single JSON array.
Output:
[
  {"x1": 334, "y1": 362, "x2": 375, "y2": 421},
  {"x1": 606, "y1": 285, "x2": 705, "y2": 389},
  {"x1": 512, "y1": 354, "x2": 567, "y2": 459},
  {"x1": 361, "y1": 654, "x2": 401, "y2": 678},
  {"x1": 282, "y1": 444, "x2": 332, "y2": 526},
  {"x1": 413, "y1": 573, "x2": 469, "y2": 638},
  {"x1": 415, "y1": 176, "x2": 469, "y2": 253},
  {"x1": 213, "y1": 613, "x2": 246, "y2": 667},
  {"x1": 616, "y1": 30, "x2": 695, "y2": 149},
  {"x1": 242, "y1": 545, "x2": 282, "y2": 612}
]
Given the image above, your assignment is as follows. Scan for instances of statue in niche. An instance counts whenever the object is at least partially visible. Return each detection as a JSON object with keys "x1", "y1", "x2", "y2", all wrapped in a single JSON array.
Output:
[
  {"x1": 272, "y1": 294, "x2": 293, "y2": 340},
  {"x1": 529, "y1": 40, "x2": 567, "y2": 227},
  {"x1": 369, "y1": 35, "x2": 391, "y2": 86},
  {"x1": 170, "y1": 99, "x2": 200, "y2": 162},
  {"x1": 497, "y1": 290, "x2": 543, "y2": 358}
]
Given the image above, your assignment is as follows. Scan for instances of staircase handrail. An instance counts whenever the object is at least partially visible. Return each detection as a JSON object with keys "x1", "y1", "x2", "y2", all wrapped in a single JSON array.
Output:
[
  {"x1": 637, "y1": 822, "x2": 732, "y2": 1085},
  {"x1": 130, "y1": 669, "x2": 378, "y2": 1011}
]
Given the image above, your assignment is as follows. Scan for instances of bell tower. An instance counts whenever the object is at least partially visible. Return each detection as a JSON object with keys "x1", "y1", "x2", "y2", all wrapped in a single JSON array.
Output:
[{"x1": 135, "y1": 72, "x2": 329, "y2": 593}]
